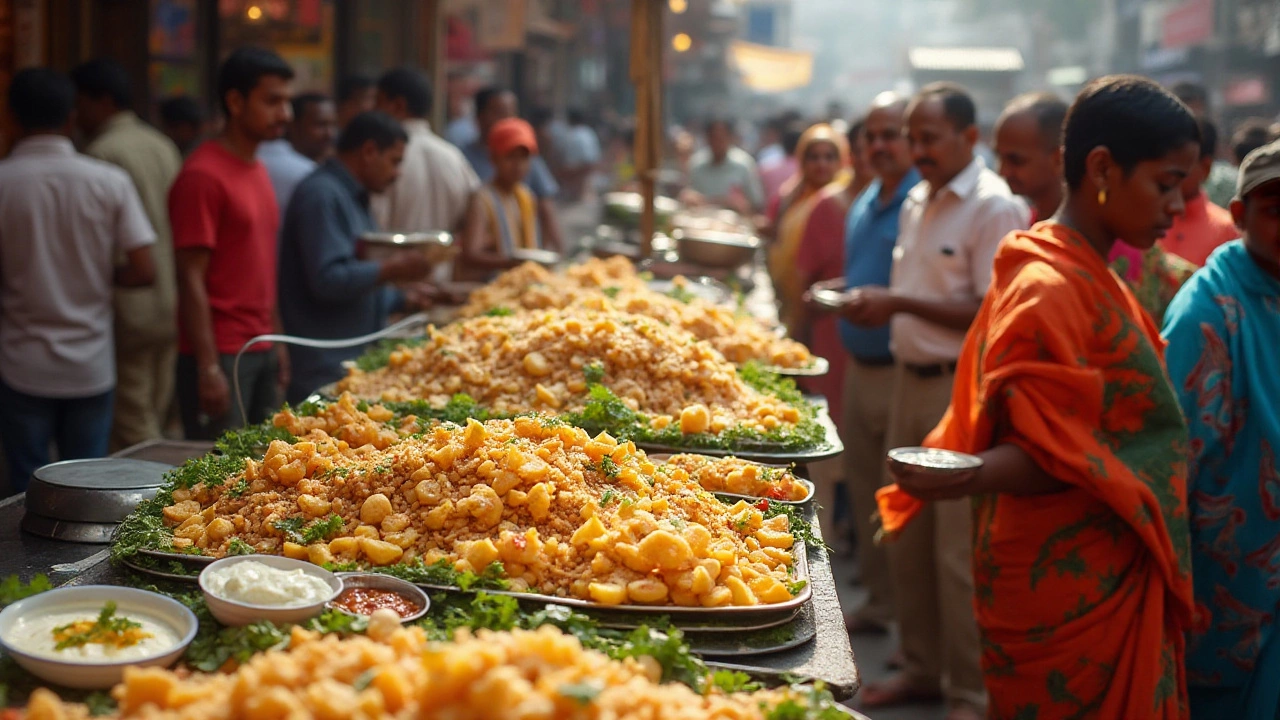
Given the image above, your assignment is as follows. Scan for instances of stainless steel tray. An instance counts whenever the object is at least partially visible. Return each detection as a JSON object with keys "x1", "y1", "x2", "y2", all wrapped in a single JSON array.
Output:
[
  {"x1": 130, "y1": 542, "x2": 812, "y2": 617},
  {"x1": 691, "y1": 600, "x2": 815, "y2": 657},
  {"x1": 762, "y1": 356, "x2": 830, "y2": 377},
  {"x1": 645, "y1": 453, "x2": 814, "y2": 505},
  {"x1": 634, "y1": 408, "x2": 842, "y2": 464},
  {"x1": 594, "y1": 608, "x2": 798, "y2": 634}
]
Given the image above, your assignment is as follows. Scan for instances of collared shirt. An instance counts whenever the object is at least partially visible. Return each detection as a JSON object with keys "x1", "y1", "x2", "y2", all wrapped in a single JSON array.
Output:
[
  {"x1": 1157, "y1": 191, "x2": 1239, "y2": 267},
  {"x1": 890, "y1": 157, "x2": 1029, "y2": 364},
  {"x1": 839, "y1": 168, "x2": 921, "y2": 361},
  {"x1": 463, "y1": 138, "x2": 559, "y2": 199},
  {"x1": 372, "y1": 119, "x2": 480, "y2": 233},
  {"x1": 278, "y1": 158, "x2": 400, "y2": 400},
  {"x1": 85, "y1": 111, "x2": 183, "y2": 346},
  {"x1": 688, "y1": 147, "x2": 765, "y2": 209},
  {"x1": 257, "y1": 139, "x2": 317, "y2": 218},
  {"x1": 0, "y1": 136, "x2": 155, "y2": 397}
]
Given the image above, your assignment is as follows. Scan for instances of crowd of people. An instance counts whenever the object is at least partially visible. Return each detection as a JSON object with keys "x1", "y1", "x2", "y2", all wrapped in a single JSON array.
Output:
[
  {"x1": 682, "y1": 76, "x2": 1273, "y2": 719},
  {"x1": 0, "y1": 47, "x2": 612, "y2": 492},
  {"x1": 2, "y1": 38, "x2": 1279, "y2": 720}
]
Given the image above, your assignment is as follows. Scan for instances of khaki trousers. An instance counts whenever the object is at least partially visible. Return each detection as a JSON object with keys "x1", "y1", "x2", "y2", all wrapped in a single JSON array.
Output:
[
  {"x1": 885, "y1": 363, "x2": 985, "y2": 711},
  {"x1": 839, "y1": 358, "x2": 896, "y2": 626},
  {"x1": 110, "y1": 340, "x2": 177, "y2": 451}
]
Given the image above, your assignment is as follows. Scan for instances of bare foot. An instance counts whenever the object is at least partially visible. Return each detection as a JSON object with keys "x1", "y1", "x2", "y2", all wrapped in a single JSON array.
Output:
[{"x1": 858, "y1": 673, "x2": 942, "y2": 708}]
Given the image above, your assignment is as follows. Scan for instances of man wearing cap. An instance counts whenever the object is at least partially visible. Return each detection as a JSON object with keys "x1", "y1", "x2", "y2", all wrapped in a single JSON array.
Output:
[
  {"x1": 459, "y1": 118, "x2": 558, "y2": 281},
  {"x1": 1162, "y1": 139, "x2": 1280, "y2": 718}
]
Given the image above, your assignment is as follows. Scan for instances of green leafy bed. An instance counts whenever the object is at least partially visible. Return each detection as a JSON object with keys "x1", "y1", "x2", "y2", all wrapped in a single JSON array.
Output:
[
  {"x1": 347, "y1": 350, "x2": 832, "y2": 455},
  {"x1": 111, "y1": 407, "x2": 823, "y2": 595},
  {"x1": 0, "y1": 577, "x2": 846, "y2": 719}
]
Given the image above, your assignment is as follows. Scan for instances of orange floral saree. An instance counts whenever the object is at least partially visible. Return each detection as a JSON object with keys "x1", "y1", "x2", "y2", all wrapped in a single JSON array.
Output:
[{"x1": 877, "y1": 223, "x2": 1194, "y2": 719}]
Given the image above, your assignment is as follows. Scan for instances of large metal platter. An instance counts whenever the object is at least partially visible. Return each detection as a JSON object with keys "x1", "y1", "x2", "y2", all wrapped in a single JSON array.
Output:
[
  {"x1": 762, "y1": 356, "x2": 830, "y2": 377},
  {"x1": 593, "y1": 608, "x2": 798, "y2": 634},
  {"x1": 633, "y1": 407, "x2": 842, "y2": 464},
  {"x1": 690, "y1": 600, "x2": 815, "y2": 657},
  {"x1": 129, "y1": 543, "x2": 812, "y2": 618},
  {"x1": 645, "y1": 453, "x2": 814, "y2": 505}
]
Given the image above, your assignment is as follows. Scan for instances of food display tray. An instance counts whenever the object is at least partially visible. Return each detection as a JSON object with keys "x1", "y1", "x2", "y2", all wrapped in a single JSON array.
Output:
[
  {"x1": 634, "y1": 408, "x2": 842, "y2": 464},
  {"x1": 761, "y1": 356, "x2": 829, "y2": 377},
  {"x1": 645, "y1": 453, "x2": 815, "y2": 505},
  {"x1": 129, "y1": 542, "x2": 813, "y2": 619},
  {"x1": 690, "y1": 600, "x2": 816, "y2": 658}
]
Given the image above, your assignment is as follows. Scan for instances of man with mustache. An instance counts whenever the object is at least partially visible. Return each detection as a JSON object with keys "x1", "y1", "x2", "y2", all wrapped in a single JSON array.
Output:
[{"x1": 845, "y1": 82, "x2": 1027, "y2": 720}]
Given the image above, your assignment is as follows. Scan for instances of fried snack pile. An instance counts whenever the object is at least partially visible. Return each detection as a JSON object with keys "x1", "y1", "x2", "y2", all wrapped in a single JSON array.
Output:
[
  {"x1": 25, "y1": 622, "x2": 831, "y2": 720},
  {"x1": 162, "y1": 396, "x2": 801, "y2": 607},
  {"x1": 337, "y1": 309, "x2": 802, "y2": 438},
  {"x1": 458, "y1": 257, "x2": 813, "y2": 368},
  {"x1": 662, "y1": 455, "x2": 809, "y2": 502}
]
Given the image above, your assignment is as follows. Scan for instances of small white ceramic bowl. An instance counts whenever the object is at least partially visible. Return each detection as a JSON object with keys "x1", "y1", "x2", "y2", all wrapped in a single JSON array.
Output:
[
  {"x1": 198, "y1": 555, "x2": 341, "y2": 627},
  {"x1": 0, "y1": 585, "x2": 197, "y2": 689}
]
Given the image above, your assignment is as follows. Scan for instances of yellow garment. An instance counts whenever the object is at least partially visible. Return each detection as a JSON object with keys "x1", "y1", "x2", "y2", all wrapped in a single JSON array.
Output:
[
  {"x1": 481, "y1": 183, "x2": 539, "y2": 253},
  {"x1": 768, "y1": 124, "x2": 849, "y2": 334}
]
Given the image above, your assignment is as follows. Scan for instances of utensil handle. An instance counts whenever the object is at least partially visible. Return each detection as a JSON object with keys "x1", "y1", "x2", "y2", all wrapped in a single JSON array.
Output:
[{"x1": 230, "y1": 312, "x2": 431, "y2": 426}]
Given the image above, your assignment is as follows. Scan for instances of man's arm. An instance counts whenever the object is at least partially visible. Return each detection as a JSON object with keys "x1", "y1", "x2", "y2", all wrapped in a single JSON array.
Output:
[
  {"x1": 460, "y1": 193, "x2": 525, "y2": 272},
  {"x1": 175, "y1": 247, "x2": 230, "y2": 419},
  {"x1": 115, "y1": 246, "x2": 156, "y2": 287}
]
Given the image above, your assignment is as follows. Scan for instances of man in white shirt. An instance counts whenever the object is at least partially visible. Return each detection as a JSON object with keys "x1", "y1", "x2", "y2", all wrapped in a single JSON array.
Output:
[
  {"x1": 372, "y1": 68, "x2": 480, "y2": 245},
  {"x1": 0, "y1": 68, "x2": 157, "y2": 493},
  {"x1": 258, "y1": 93, "x2": 337, "y2": 217},
  {"x1": 845, "y1": 82, "x2": 1028, "y2": 720},
  {"x1": 684, "y1": 119, "x2": 765, "y2": 214}
]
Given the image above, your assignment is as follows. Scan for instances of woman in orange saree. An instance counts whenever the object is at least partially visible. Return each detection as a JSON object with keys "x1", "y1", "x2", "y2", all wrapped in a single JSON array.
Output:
[{"x1": 878, "y1": 76, "x2": 1199, "y2": 719}]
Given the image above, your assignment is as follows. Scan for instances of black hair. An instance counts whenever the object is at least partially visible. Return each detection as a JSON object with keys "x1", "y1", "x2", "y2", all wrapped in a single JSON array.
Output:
[
  {"x1": 705, "y1": 117, "x2": 733, "y2": 136},
  {"x1": 847, "y1": 115, "x2": 866, "y2": 148},
  {"x1": 377, "y1": 67, "x2": 432, "y2": 117},
  {"x1": 9, "y1": 67, "x2": 75, "y2": 131},
  {"x1": 337, "y1": 74, "x2": 374, "y2": 104},
  {"x1": 1195, "y1": 115, "x2": 1218, "y2": 159},
  {"x1": 216, "y1": 46, "x2": 294, "y2": 115},
  {"x1": 69, "y1": 58, "x2": 132, "y2": 108},
  {"x1": 337, "y1": 110, "x2": 408, "y2": 153},
  {"x1": 474, "y1": 86, "x2": 511, "y2": 116},
  {"x1": 781, "y1": 125, "x2": 804, "y2": 156},
  {"x1": 291, "y1": 92, "x2": 330, "y2": 122},
  {"x1": 567, "y1": 108, "x2": 588, "y2": 126},
  {"x1": 1002, "y1": 92, "x2": 1068, "y2": 152},
  {"x1": 1231, "y1": 118, "x2": 1274, "y2": 164},
  {"x1": 913, "y1": 82, "x2": 976, "y2": 130},
  {"x1": 159, "y1": 95, "x2": 203, "y2": 126},
  {"x1": 1171, "y1": 81, "x2": 1208, "y2": 109},
  {"x1": 1062, "y1": 75, "x2": 1200, "y2": 189}
]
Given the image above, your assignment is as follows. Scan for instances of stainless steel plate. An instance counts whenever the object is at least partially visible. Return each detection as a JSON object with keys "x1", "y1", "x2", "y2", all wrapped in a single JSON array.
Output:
[
  {"x1": 634, "y1": 408, "x2": 843, "y2": 464},
  {"x1": 594, "y1": 608, "x2": 798, "y2": 634},
  {"x1": 761, "y1": 356, "x2": 830, "y2": 377},
  {"x1": 690, "y1": 600, "x2": 816, "y2": 657},
  {"x1": 887, "y1": 446, "x2": 983, "y2": 475},
  {"x1": 21, "y1": 513, "x2": 119, "y2": 544},
  {"x1": 129, "y1": 543, "x2": 812, "y2": 617}
]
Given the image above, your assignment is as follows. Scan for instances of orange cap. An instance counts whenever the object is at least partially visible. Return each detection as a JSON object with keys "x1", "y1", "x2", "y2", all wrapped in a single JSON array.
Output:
[{"x1": 488, "y1": 117, "x2": 539, "y2": 158}]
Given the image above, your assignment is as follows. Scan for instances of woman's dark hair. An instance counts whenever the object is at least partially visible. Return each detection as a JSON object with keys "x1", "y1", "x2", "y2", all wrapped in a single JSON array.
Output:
[
  {"x1": 847, "y1": 116, "x2": 866, "y2": 148},
  {"x1": 9, "y1": 68, "x2": 75, "y2": 131},
  {"x1": 1062, "y1": 75, "x2": 1199, "y2": 189},
  {"x1": 377, "y1": 67, "x2": 432, "y2": 117},
  {"x1": 337, "y1": 110, "x2": 408, "y2": 153},
  {"x1": 1195, "y1": 115, "x2": 1218, "y2": 160},
  {"x1": 216, "y1": 47, "x2": 294, "y2": 115},
  {"x1": 70, "y1": 58, "x2": 132, "y2": 108}
]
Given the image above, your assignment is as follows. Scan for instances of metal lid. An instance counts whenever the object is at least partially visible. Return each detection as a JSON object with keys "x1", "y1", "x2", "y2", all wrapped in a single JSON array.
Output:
[{"x1": 32, "y1": 458, "x2": 170, "y2": 490}]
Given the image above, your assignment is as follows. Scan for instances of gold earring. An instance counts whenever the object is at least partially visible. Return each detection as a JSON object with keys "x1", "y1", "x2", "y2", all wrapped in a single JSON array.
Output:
[{"x1": 1097, "y1": 188, "x2": 1108, "y2": 206}]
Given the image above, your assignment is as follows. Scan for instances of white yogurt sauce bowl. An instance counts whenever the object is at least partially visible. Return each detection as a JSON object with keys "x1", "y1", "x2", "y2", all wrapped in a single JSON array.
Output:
[
  {"x1": 0, "y1": 585, "x2": 197, "y2": 689},
  {"x1": 199, "y1": 556, "x2": 341, "y2": 627}
]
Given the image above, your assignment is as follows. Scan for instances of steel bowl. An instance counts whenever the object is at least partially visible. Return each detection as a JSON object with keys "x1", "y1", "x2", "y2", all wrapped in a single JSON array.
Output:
[
  {"x1": 358, "y1": 231, "x2": 456, "y2": 265},
  {"x1": 25, "y1": 458, "x2": 171, "y2": 524},
  {"x1": 675, "y1": 230, "x2": 761, "y2": 269},
  {"x1": 887, "y1": 447, "x2": 984, "y2": 476},
  {"x1": 331, "y1": 572, "x2": 431, "y2": 623}
]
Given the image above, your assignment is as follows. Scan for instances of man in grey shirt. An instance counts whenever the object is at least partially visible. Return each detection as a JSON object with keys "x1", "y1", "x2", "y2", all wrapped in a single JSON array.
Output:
[
  {"x1": 277, "y1": 111, "x2": 435, "y2": 403},
  {"x1": 683, "y1": 119, "x2": 765, "y2": 214},
  {"x1": 0, "y1": 69, "x2": 156, "y2": 493}
]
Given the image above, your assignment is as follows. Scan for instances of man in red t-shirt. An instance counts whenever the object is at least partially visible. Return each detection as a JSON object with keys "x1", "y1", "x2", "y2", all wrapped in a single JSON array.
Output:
[{"x1": 169, "y1": 47, "x2": 294, "y2": 439}]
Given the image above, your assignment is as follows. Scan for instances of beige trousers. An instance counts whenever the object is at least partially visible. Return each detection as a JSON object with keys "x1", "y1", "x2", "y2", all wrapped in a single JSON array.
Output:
[
  {"x1": 884, "y1": 363, "x2": 985, "y2": 711},
  {"x1": 110, "y1": 340, "x2": 177, "y2": 451},
  {"x1": 839, "y1": 359, "x2": 896, "y2": 626}
]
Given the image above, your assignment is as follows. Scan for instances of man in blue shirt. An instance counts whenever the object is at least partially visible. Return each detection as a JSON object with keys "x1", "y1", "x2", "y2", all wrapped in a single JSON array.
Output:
[
  {"x1": 810, "y1": 92, "x2": 916, "y2": 639},
  {"x1": 461, "y1": 86, "x2": 562, "y2": 250},
  {"x1": 277, "y1": 111, "x2": 434, "y2": 403}
]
